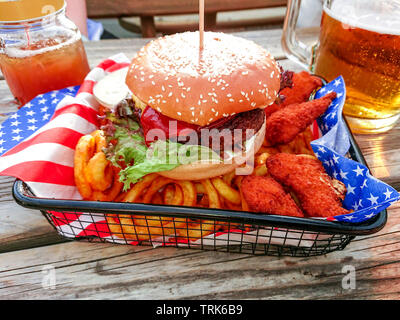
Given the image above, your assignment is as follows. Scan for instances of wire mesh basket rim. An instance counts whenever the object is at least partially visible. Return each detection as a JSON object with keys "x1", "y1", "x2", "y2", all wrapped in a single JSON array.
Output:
[
  {"x1": 10, "y1": 98, "x2": 388, "y2": 239},
  {"x1": 13, "y1": 178, "x2": 387, "y2": 237}
]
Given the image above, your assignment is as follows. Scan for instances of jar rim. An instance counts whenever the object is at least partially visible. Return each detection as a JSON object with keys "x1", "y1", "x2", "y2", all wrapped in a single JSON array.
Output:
[{"x1": 0, "y1": 1, "x2": 66, "y2": 25}]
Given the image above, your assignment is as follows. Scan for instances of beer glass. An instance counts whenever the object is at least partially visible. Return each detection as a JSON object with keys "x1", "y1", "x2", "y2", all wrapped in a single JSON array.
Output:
[{"x1": 282, "y1": 0, "x2": 400, "y2": 134}]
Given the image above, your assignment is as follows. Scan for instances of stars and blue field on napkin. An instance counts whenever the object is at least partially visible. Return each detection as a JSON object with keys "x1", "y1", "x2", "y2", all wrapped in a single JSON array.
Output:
[
  {"x1": 0, "y1": 86, "x2": 79, "y2": 157},
  {"x1": 311, "y1": 76, "x2": 399, "y2": 222}
]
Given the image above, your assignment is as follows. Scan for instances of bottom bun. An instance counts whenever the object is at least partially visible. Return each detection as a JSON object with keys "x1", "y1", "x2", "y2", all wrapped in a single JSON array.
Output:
[{"x1": 158, "y1": 117, "x2": 266, "y2": 180}]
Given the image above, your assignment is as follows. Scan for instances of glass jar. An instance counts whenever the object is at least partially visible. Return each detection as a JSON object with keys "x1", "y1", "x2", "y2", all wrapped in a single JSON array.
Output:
[{"x1": 0, "y1": 0, "x2": 90, "y2": 106}]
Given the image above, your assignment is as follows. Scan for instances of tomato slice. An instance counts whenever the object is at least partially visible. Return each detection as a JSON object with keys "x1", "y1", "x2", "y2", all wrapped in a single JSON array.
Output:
[
  {"x1": 140, "y1": 106, "x2": 200, "y2": 145},
  {"x1": 140, "y1": 106, "x2": 236, "y2": 146}
]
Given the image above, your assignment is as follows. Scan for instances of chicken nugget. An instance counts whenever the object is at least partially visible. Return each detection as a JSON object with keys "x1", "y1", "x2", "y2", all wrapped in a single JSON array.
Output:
[
  {"x1": 265, "y1": 92, "x2": 336, "y2": 145},
  {"x1": 241, "y1": 175, "x2": 304, "y2": 217},
  {"x1": 280, "y1": 71, "x2": 324, "y2": 107},
  {"x1": 266, "y1": 153, "x2": 349, "y2": 218},
  {"x1": 265, "y1": 71, "x2": 323, "y2": 118}
]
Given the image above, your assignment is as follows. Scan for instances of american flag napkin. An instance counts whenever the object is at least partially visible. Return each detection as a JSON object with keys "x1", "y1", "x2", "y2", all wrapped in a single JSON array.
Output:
[
  {"x1": 311, "y1": 77, "x2": 399, "y2": 222},
  {"x1": 0, "y1": 54, "x2": 398, "y2": 226},
  {"x1": 0, "y1": 53, "x2": 130, "y2": 200}
]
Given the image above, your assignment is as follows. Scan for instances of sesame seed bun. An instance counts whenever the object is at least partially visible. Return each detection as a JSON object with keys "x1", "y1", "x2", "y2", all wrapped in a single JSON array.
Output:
[{"x1": 126, "y1": 31, "x2": 281, "y2": 126}]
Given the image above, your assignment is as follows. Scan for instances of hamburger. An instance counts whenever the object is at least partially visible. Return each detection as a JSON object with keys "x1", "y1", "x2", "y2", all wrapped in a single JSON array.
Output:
[{"x1": 96, "y1": 31, "x2": 286, "y2": 190}]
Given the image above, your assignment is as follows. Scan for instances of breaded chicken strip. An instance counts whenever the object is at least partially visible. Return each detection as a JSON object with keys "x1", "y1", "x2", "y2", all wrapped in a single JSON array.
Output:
[
  {"x1": 265, "y1": 92, "x2": 336, "y2": 145},
  {"x1": 266, "y1": 153, "x2": 349, "y2": 218},
  {"x1": 241, "y1": 175, "x2": 304, "y2": 217},
  {"x1": 265, "y1": 71, "x2": 324, "y2": 118}
]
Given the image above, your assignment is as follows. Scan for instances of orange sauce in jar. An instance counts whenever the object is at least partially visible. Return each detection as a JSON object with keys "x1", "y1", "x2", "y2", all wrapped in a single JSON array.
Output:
[
  {"x1": 0, "y1": 1, "x2": 90, "y2": 107},
  {"x1": 0, "y1": 36, "x2": 89, "y2": 106}
]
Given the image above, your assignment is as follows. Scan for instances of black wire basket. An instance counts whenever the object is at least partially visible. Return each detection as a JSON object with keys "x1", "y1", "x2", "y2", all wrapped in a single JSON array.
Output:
[
  {"x1": 12, "y1": 124, "x2": 387, "y2": 257},
  {"x1": 11, "y1": 74, "x2": 388, "y2": 257}
]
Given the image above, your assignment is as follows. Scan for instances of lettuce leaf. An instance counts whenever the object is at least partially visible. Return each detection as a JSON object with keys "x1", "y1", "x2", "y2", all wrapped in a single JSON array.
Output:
[
  {"x1": 105, "y1": 122, "x2": 221, "y2": 191},
  {"x1": 108, "y1": 124, "x2": 147, "y2": 167}
]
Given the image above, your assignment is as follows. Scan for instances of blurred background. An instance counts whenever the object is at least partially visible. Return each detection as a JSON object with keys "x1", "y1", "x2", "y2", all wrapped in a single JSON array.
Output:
[{"x1": 68, "y1": 0, "x2": 322, "y2": 41}]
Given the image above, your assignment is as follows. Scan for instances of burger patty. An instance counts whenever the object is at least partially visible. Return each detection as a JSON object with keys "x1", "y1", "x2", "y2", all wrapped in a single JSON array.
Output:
[
  {"x1": 183, "y1": 108, "x2": 265, "y2": 153},
  {"x1": 210, "y1": 108, "x2": 265, "y2": 134}
]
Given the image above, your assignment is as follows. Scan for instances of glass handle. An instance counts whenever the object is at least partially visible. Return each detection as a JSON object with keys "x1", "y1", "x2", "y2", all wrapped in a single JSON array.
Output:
[
  {"x1": 282, "y1": 0, "x2": 313, "y2": 70},
  {"x1": 0, "y1": 37, "x2": 4, "y2": 54}
]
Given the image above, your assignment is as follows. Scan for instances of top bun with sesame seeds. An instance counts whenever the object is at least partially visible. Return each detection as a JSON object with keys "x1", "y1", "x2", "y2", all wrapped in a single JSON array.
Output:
[{"x1": 125, "y1": 31, "x2": 281, "y2": 126}]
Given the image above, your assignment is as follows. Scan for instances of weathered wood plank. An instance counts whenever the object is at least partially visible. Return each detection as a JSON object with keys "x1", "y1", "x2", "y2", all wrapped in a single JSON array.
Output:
[
  {"x1": 82, "y1": 28, "x2": 288, "y2": 65},
  {"x1": 0, "y1": 176, "x2": 66, "y2": 253},
  {"x1": 86, "y1": 0, "x2": 287, "y2": 18},
  {"x1": 0, "y1": 203, "x2": 399, "y2": 299},
  {"x1": 353, "y1": 125, "x2": 400, "y2": 191}
]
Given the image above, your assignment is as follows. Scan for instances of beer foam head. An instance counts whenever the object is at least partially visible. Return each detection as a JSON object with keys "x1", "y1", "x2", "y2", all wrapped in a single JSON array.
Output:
[{"x1": 326, "y1": 0, "x2": 400, "y2": 35}]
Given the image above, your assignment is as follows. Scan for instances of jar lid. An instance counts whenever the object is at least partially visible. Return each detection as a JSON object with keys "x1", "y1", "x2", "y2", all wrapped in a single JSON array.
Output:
[{"x1": 0, "y1": 0, "x2": 65, "y2": 22}]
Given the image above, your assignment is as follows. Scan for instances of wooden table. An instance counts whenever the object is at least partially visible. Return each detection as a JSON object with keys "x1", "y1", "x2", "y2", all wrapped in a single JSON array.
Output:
[{"x1": 0, "y1": 29, "x2": 399, "y2": 300}]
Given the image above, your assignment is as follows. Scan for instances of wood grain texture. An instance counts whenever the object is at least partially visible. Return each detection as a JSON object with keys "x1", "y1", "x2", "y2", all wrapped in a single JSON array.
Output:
[
  {"x1": 86, "y1": 0, "x2": 287, "y2": 18},
  {"x1": 354, "y1": 126, "x2": 400, "y2": 191},
  {"x1": 84, "y1": 28, "x2": 288, "y2": 63},
  {"x1": 0, "y1": 30, "x2": 399, "y2": 300},
  {"x1": 0, "y1": 176, "x2": 66, "y2": 253},
  {"x1": 0, "y1": 203, "x2": 399, "y2": 300}
]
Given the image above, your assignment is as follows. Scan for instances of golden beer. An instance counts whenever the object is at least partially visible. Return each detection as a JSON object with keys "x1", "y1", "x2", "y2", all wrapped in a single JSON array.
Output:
[{"x1": 313, "y1": 2, "x2": 400, "y2": 133}]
